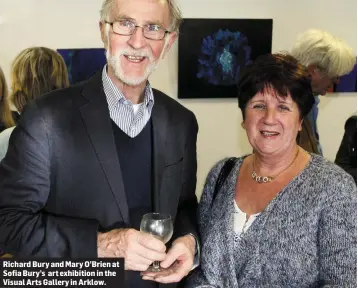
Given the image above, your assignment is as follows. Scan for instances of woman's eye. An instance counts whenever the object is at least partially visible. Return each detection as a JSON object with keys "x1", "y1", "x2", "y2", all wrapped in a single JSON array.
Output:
[
  {"x1": 278, "y1": 105, "x2": 290, "y2": 111},
  {"x1": 253, "y1": 104, "x2": 266, "y2": 110}
]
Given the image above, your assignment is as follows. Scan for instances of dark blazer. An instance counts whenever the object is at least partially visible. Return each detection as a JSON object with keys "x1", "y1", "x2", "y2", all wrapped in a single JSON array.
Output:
[
  {"x1": 297, "y1": 116, "x2": 320, "y2": 154},
  {"x1": 0, "y1": 72, "x2": 199, "y2": 271},
  {"x1": 335, "y1": 115, "x2": 357, "y2": 183}
]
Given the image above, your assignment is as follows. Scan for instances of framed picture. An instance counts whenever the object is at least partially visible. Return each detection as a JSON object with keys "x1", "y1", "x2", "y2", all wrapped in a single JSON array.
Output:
[
  {"x1": 57, "y1": 48, "x2": 106, "y2": 84},
  {"x1": 178, "y1": 18, "x2": 273, "y2": 99},
  {"x1": 328, "y1": 61, "x2": 357, "y2": 93}
]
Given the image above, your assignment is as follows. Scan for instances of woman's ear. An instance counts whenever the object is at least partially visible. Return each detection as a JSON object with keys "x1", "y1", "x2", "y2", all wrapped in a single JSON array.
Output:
[
  {"x1": 241, "y1": 121, "x2": 245, "y2": 129},
  {"x1": 298, "y1": 119, "x2": 303, "y2": 131}
]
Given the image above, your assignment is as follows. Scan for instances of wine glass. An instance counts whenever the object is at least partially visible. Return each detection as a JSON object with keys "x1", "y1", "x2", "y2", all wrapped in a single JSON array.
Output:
[{"x1": 140, "y1": 213, "x2": 173, "y2": 272}]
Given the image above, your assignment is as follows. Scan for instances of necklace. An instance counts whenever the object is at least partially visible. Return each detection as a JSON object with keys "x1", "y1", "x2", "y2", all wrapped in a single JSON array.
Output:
[{"x1": 251, "y1": 148, "x2": 300, "y2": 184}]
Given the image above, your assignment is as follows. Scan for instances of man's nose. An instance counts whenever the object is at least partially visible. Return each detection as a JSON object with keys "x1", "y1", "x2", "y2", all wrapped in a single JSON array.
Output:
[{"x1": 127, "y1": 26, "x2": 146, "y2": 49}]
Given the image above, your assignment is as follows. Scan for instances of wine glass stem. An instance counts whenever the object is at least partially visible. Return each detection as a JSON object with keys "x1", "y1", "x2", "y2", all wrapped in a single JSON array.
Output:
[{"x1": 153, "y1": 261, "x2": 160, "y2": 270}]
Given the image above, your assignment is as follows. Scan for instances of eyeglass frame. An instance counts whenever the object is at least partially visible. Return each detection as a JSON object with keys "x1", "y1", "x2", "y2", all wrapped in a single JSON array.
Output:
[{"x1": 104, "y1": 20, "x2": 171, "y2": 40}]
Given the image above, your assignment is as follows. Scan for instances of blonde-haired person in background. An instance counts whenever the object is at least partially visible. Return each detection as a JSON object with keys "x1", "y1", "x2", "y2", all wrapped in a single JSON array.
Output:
[
  {"x1": 0, "y1": 47, "x2": 69, "y2": 160},
  {"x1": 291, "y1": 29, "x2": 356, "y2": 155},
  {"x1": 0, "y1": 66, "x2": 17, "y2": 132}
]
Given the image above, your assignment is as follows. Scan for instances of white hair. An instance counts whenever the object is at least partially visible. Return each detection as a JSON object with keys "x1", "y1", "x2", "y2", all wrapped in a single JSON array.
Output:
[
  {"x1": 100, "y1": 0, "x2": 182, "y2": 32},
  {"x1": 291, "y1": 29, "x2": 356, "y2": 77}
]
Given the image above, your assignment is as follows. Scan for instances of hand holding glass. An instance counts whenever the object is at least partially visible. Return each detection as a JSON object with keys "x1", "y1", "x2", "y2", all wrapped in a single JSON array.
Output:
[{"x1": 140, "y1": 213, "x2": 173, "y2": 272}]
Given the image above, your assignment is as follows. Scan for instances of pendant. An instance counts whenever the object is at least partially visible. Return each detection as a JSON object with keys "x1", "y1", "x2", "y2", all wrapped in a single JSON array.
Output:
[{"x1": 251, "y1": 171, "x2": 274, "y2": 183}]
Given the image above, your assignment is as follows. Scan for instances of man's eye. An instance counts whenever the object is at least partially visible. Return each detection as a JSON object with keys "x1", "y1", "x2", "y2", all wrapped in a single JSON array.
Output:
[
  {"x1": 119, "y1": 20, "x2": 133, "y2": 27},
  {"x1": 148, "y1": 25, "x2": 161, "y2": 31}
]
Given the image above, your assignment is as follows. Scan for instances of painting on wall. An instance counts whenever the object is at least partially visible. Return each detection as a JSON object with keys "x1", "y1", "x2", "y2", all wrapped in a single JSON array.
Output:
[
  {"x1": 327, "y1": 61, "x2": 357, "y2": 93},
  {"x1": 57, "y1": 48, "x2": 106, "y2": 84},
  {"x1": 178, "y1": 19, "x2": 273, "y2": 99}
]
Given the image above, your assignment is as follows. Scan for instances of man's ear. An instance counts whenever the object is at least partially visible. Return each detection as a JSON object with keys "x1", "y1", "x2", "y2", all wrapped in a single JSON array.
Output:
[
  {"x1": 307, "y1": 64, "x2": 319, "y2": 76},
  {"x1": 161, "y1": 32, "x2": 178, "y2": 59}
]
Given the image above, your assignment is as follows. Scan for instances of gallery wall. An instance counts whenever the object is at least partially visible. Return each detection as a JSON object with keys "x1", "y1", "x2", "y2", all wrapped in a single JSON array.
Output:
[{"x1": 0, "y1": 0, "x2": 356, "y2": 198}]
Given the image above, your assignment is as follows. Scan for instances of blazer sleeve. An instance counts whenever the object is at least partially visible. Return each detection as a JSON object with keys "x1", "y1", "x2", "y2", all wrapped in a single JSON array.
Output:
[
  {"x1": 0, "y1": 101, "x2": 99, "y2": 257},
  {"x1": 318, "y1": 175, "x2": 357, "y2": 286},
  {"x1": 172, "y1": 112, "x2": 199, "y2": 241}
]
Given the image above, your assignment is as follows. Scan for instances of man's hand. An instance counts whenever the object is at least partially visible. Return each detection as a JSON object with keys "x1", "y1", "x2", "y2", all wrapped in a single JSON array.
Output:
[
  {"x1": 97, "y1": 228, "x2": 167, "y2": 271},
  {"x1": 141, "y1": 234, "x2": 196, "y2": 283}
]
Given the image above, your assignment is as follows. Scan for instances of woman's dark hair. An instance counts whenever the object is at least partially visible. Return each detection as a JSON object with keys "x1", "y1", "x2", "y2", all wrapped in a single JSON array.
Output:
[{"x1": 237, "y1": 53, "x2": 314, "y2": 119}]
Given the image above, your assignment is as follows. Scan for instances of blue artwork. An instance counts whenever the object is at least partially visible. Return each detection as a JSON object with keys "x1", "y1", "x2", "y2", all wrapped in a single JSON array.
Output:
[
  {"x1": 335, "y1": 61, "x2": 357, "y2": 92},
  {"x1": 57, "y1": 48, "x2": 106, "y2": 84},
  {"x1": 178, "y1": 19, "x2": 272, "y2": 99},
  {"x1": 197, "y1": 29, "x2": 252, "y2": 86}
]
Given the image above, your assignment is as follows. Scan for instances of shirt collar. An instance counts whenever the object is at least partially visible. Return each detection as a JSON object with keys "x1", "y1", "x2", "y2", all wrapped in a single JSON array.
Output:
[{"x1": 102, "y1": 65, "x2": 154, "y2": 107}]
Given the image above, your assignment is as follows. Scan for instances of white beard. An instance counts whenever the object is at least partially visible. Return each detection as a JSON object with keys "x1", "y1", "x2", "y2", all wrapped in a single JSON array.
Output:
[{"x1": 106, "y1": 47, "x2": 157, "y2": 86}]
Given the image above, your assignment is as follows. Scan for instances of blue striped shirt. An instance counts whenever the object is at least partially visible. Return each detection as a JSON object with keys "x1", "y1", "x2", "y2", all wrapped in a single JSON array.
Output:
[{"x1": 102, "y1": 66, "x2": 154, "y2": 138}]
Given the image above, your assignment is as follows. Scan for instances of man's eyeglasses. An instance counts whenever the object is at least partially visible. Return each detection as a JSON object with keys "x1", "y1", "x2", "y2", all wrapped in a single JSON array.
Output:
[{"x1": 105, "y1": 20, "x2": 171, "y2": 40}]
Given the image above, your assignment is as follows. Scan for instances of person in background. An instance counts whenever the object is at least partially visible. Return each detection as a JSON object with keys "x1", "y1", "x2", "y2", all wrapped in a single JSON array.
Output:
[
  {"x1": 0, "y1": 0, "x2": 199, "y2": 287},
  {"x1": 0, "y1": 47, "x2": 69, "y2": 161},
  {"x1": 335, "y1": 114, "x2": 357, "y2": 183},
  {"x1": 291, "y1": 29, "x2": 356, "y2": 154},
  {"x1": 0, "y1": 66, "x2": 17, "y2": 133},
  {"x1": 187, "y1": 53, "x2": 356, "y2": 287}
]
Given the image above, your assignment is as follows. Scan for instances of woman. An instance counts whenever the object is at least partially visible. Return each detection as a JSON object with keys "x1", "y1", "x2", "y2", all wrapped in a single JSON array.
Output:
[
  {"x1": 188, "y1": 53, "x2": 356, "y2": 287},
  {"x1": 0, "y1": 66, "x2": 17, "y2": 132},
  {"x1": 0, "y1": 47, "x2": 69, "y2": 160}
]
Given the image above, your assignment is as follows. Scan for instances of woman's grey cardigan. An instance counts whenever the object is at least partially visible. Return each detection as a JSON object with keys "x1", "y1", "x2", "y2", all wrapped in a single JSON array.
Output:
[{"x1": 187, "y1": 154, "x2": 356, "y2": 287}]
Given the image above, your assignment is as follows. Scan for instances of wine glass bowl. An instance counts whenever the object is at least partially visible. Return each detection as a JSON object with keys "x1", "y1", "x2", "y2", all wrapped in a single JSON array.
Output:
[{"x1": 140, "y1": 213, "x2": 173, "y2": 272}]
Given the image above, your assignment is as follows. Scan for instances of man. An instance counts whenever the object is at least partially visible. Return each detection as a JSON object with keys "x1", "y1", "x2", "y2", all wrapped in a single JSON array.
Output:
[
  {"x1": 0, "y1": 0, "x2": 199, "y2": 287},
  {"x1": 291, "y1": 29, "x2": 356, "y2": 154}
]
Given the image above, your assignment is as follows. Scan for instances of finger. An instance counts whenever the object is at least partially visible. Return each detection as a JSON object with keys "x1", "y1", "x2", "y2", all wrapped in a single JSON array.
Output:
[
  {"x1": 142, "y1": 275, "x2": 154, "y2": 281},
  {"x1": 125, "y1": 261, "x2": 150, "y2": 272},
  {"x1": 125, "y1": 249, "x2": 153, "y2": 267},
  {"x1": 138, "y1": 233, "x2": 167, "y2": 252},
  {"x1": 133, "y1": 242, "x2": 166, "y2": 262},
  {"x1": 141, "y1": 265, "x2": 175, "y2": 278},
  {"x1": 160, "y1": 245, "x2": 184, "y2": 269},
  {"x1": 154, "y1": 262, "x2": 192, "y2": 283}
]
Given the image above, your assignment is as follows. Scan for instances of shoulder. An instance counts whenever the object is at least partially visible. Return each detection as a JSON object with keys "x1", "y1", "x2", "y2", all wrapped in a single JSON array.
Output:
[
  {"x1": 35, "y1": 82, "x2": 85, "y2": 110},
  {"x1": 13, "y1": 82, "x2": 89, "y2": 140},
  {"x1": 203, "y1": 156, "x2": 244, "y2": 188},
  {"x1": 344, "y1": 115, "x2": 357, "y2": 131},
  {"x1": 152, "y1": 88, "x2": 196, "y2": 119},
  {"x1": 19, "y1": 78, "x2": 92, "y2": 125},
  {"x1": 306, "y1": 154, "x2": 356, "y2": 200}
]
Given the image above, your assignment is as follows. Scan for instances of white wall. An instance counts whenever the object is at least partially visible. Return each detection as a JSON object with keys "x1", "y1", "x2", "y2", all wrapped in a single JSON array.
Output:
[{"x1": 0, "y1": 0, "x2": 356, "y2": 198}]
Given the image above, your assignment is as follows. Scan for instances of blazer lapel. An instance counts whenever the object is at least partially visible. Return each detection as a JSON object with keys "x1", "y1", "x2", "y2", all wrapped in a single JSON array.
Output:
[
  {"x1": 151, "y1": 93, "x2": 168, "y2": 213},
  {"x1": 78, "y1": 72, "x2": 130, "y2": 225}
]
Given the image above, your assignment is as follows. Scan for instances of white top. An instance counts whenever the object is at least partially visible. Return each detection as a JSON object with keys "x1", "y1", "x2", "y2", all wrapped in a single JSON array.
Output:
[
  {"x1": 233, "y1": 200, "x2": 260, "y2": 241},
  {"x1": 132, "y1": 103, "x2": 142, "y2": 116},
  {"x1": 0, "y1": 126, "x2": 15, "y2": 162}
]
